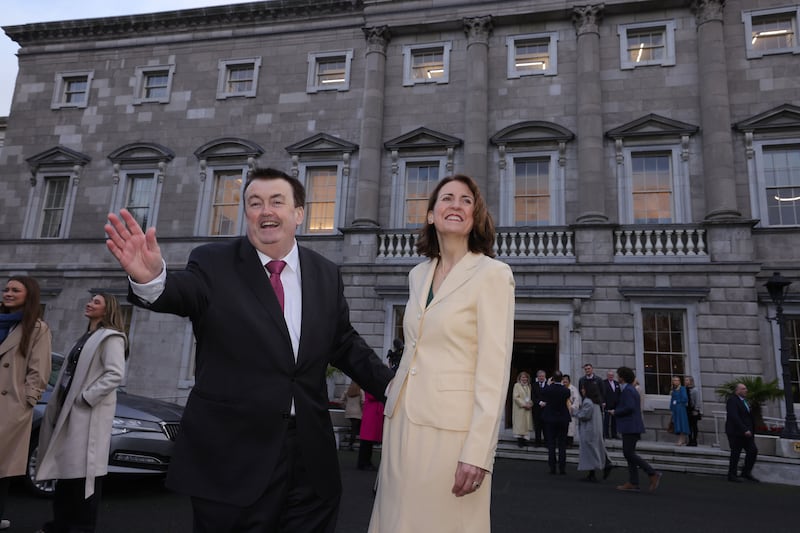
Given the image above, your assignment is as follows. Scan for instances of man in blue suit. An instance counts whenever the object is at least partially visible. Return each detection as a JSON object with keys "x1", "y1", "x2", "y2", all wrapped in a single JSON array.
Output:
[
  {"x1": 106, "y1": 168, "x2": 394, "y2": 532},
  {"x1": 725, "y1": 383, "x2": 759, "y2": 482},
  {"x1": 608, "y1": 366, "x2": 661, "y2": 492}
]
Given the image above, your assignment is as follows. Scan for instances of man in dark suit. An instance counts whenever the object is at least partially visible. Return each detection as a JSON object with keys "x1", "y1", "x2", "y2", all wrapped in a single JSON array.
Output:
[
  {"x1": 540, "y1": 370, "x2": 571, "y2": 474},
  {"x1": 105, "y1": 168, "x2": 394, "y2": 532},
  {"x1": 531, "y1": 369, "x2": 548, "y2": 447},
  {"x1": 602, "y1": 370, "x2": 621, "y2": 439},
  {"x1": 578, "y1": 363, "x2": 603, "y2": 394},
  {"x1": 725, "y1": 383, "x2": 759, "y2": 483}
]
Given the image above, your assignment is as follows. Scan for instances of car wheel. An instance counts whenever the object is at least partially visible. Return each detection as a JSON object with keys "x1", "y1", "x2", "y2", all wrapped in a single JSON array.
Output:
[{"x1": 25, "y1": 432, "x2": 57, "y2": 497}]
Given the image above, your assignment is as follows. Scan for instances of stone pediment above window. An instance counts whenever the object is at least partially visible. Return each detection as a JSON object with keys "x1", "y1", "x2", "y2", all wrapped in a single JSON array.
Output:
[
  {"x1": 384, "y1": 127, "x2": 462, "y2": 153},
  {"x1": 285, "y1": 133, "x2": 358, "y2": 157},
  {"x1": 26, "y1": 145, "x2": 90, "y2": 172},
  {"x1": 194, "y1": 137, "x2": 264, "y2": 163},
  {"x1": 734, "y1": 104, "x2": 800, "y2": 135},
  {"x1": 606, "y1": 114, "x2": 698, "y2": 141},
  {"x1": 107, "y1": 142, "x2": 175, "y2": 166},
  {"x1": 490, "y1": 121, "x2": 574, "y2": 150}
]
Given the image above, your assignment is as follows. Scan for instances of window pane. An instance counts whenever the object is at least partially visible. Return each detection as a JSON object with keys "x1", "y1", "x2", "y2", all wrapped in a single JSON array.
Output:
[
  {"x1": 40, "y1": 177, "x2": 69, "y2": 238},
  {"x1": 627, "y1": 28, "x2": 666, "y2": 63},
  {"x1": 64, "y1": 76, "x2": 88, "y2": 104},
  {"x1": 210, "y1": 171, "x2": 243, "y2": 236},
  {"x1": 764, "y1": 145, "x2": 800, "y2": 225},
  {"x1": 316, "y1": 58, "x2": 346, "y2": 85},
  {"x1": 751, "y1": 14, "x2": 796, "y2": 51},
  {"x1": 642, "y1": 309, "x2": 686, "y2": 395},
  {"x1": 126, "y1": 173, "x2": 154, "y2": 230},
  {"x1": 405, "y1": 163, "x2": 439, "y2": 227},
  {"x1": 514, "y1": 158, "x2": 550, "y2": 226},
  {"x1": 305, "y1": 167, "x2": 337, "y2": 233},
  {"x1": 787, "y1": 317, "x2": 800, "y2": 403},
  {"x1": 411, "y1": 49, "x2": 444, "y2": 80},
  {"x1": 227, "y1": 65, "x2": 254, "y2": 93},
  {"x1": 515, "y1": 39, "x2": 550, "y2": 72},
  {"x1": 144, "y1": 71, "x2": 169, "y2": 99},
  {"x1": 632, "y1": 152, "x2": 673, "y2": 223}
]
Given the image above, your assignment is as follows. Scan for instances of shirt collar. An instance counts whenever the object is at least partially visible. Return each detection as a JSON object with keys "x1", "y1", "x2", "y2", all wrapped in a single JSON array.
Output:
[{"x1": 256, "y1": 240, "x2": 300, "y2": 274}]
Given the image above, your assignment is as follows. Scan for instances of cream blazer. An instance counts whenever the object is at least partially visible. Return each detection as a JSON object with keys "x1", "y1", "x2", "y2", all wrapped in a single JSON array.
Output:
[{"x1": 384, "y1": 252, "x2": 515, "y2": 471}]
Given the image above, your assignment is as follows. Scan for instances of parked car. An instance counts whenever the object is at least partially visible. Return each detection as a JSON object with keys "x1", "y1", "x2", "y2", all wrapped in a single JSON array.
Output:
[{"x1": 26, "y1": 353, "x2": 184, "y2": 496}]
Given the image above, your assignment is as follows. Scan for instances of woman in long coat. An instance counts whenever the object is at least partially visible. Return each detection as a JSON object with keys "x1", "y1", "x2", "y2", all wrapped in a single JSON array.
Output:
[
  {"x1": 36, "y1": 293, "x2": 126, "y2": 533},
  {"x1": 670, "y1": 376, "x2": 690, "y2": 446},
  {"x1": 512, "y1": 372, "x2": 533, "y2": 447},
  {"x1": 0, "y1": 276, "x2": 52, "y2": 532},
  {"x1": 369, "y1": 175, "x2": 515, "y2": 533},
  {"x1": 576, "y1": 381, "x2": 611, "y2": 482}
]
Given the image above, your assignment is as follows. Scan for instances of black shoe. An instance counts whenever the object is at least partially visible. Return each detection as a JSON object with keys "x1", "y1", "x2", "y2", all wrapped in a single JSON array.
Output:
[
  {"x1": 517, "y1": 437, "x2": 525, "y2": 448},
  {"x1": 741, "y1": 473, "x2": 760, "y2": 483},
  {"x1": 728, "y1": 475, "x2": 742, "y2": 483},
  {"x1": 603, "y1": 463, "x2": 613, "y2": 480},
  {"x1": 581, "y1": 472, "x2": 597, "y2": 482}
]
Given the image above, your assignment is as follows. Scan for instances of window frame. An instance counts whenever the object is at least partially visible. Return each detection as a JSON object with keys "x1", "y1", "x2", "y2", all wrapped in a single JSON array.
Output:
[
  {"x1": 216, "y1": 57, "x2": 262, "y2": 99},
  {"x1": 306, "y1": 50, "x2": 353, "y2": 93},
  {"x1": 402, "y1": 42, "x2": 452, "y2": 86},
  {"x1": 51, "y1": 70, "x2": 94, "y2": 109},
  {"x1": 22, "y1": 171, "x2": 78, "y2": 239},
  {"x1": 391, "y1": 156, "x2": 447, "y2": 228},
  {"x1": 619, "y1": 144, "x2": 690, "y2": 225},
  {"x1": 197, "y1": 165, "x2": 248, "y2": 237},
  {"x1": 37, "y1": 175, "x2": 71, "y2": 239},
  {"x1": 298, "y1": 162, "x2": 344, "y2": 235},
  {"x1": 110, "y1": 168, "x2": 161, "y2": 231},
  {"x1": 501, "y1": 150, "x2": 563, "y2": 227},
  {"x1": 742, "y1": 6, "x2": 800, "y2": 59},
  {"x1": 618, "y1": 20, "x2": 676, "y2": 70},
  {"x1": 506, "y1": 32, "x2": 559, "y2": 78},
  {"x1": 133, "y1": 64, "x2": 176, "y2": 104},
  {"x1": 750, "y1": 139, "x2": 800, "y2": 227}
]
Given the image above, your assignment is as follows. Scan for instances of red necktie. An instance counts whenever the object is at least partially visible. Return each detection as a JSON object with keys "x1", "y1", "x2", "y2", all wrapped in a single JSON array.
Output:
[{"x1": 266, "y1": 260, "x2": 286, "y2": 311}]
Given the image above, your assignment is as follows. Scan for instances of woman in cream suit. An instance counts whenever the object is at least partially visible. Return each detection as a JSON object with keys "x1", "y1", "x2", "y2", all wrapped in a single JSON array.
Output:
[
  {"x1": 512, "y1": 372, "x2": 533, "y2": 447},
  {"x1": 36, "y1": 293, "x2": 126, "y2": 533},
  {"x1": 369, "y1": 175, "x2": 515, "y2": 533}
]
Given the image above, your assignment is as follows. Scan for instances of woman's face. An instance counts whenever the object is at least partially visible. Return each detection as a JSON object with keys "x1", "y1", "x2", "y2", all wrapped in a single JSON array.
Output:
[
  {"x1": 562, "y1": 377, "x2": 571, "y2": 386},
  {"x1": 429, "y1": 180, "x2": 475, "y2": 241},
  {"x1": 2, "y1": 280, "x2": 28, "y2": 312},
  {"x1": 519, "y1": 373, "x2": 529, "y2": 384},
  {"x1": 84, "y1": 294, "x2": 107, "y2": 321}
]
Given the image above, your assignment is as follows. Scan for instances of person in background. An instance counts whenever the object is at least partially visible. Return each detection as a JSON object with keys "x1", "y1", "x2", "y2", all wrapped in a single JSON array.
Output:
[
  {"x1": 725, "y1": 383, "x2": 759, "y2": 483},
  {"x1": 578, "y1": 363, "x2": 603, "y2": 394},
  {"x1": 609, "y1": 366, "x2": 661, "y2": 493},
  {"x1": 562, "y1": 374, "x2": 580, "y2": 447},
  {"x1": 0, "y1": 276, "x2": 52, "y2": 532},
  {"x1": 512, "y1": 371, "x2": 533, "y2": 447},
  {"x1": 576, "y1": 380, "x2": 612, "y2": 482},
  {"x1": 340, "y1": 382, "x2": 364, "y2": 451},
  {"x1": 531, "y1": 370, "x2": 548, "y2": 447},
  {"x1": 602, "y1": 370, "x2": 620, "y2": 439},
  {"x1": 684, "y1": 375, "x2": 701, "y2": 446},
  {"x1": 670, "y1": 376, "x2": 690, "y2": 446},
  {"x1": 357, "y1": 391, "x2": 384, "y2": 471},
  {"x1": 540, "y1": 370, "x2": 571, "y2": 475},
  {"x1": 36, "y1": 293, "x2": 127, "y2": 533},
  {"x1": 368, "y1": 174, "x2": 515, "y2": 533}
]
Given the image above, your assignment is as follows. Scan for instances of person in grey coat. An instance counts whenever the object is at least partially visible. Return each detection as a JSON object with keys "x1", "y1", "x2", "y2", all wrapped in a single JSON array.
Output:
[
  {"x1": 36, "y1": 293, "x2": 127, "y2": 533},
  {"x1": 576, "y1": 380, "x2": 612, "y2": 482}
]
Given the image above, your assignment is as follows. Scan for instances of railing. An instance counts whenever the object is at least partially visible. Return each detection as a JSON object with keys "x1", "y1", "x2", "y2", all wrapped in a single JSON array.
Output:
[
  {"x1": 614, "y1": 226, "x2": 707, "y2": 258},
  {"x1": 377, "y1": 228, "x2": 575, "y2": 259}
]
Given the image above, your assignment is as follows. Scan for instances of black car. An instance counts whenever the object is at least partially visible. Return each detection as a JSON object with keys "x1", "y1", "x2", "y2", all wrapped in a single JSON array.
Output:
[{"x1": 26, "y1": 353, "x2": 184, "y2": 496}]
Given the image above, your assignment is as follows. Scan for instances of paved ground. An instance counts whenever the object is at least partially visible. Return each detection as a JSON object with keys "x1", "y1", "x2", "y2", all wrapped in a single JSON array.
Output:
[{"x1": 4, "y1": 450, "x2": 798, "y2": 532}]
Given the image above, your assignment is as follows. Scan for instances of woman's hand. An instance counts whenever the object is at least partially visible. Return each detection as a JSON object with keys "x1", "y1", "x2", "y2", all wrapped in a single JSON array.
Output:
[{"x1": 452, "y1": 461, "x2": 487, "y2": 497}]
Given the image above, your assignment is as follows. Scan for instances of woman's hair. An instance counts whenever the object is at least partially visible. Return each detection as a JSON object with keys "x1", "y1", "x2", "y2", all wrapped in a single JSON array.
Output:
[
  {"x1": 3, "y1": 275, "x2": 43, "y2": 358},
  {"x1": 346, "y1": 381, "x2": 361, "y2": 397},
  {"x1": 684, "y1": 375, "x2": 695, "y2": 387},
  {"x1": 583, "y1": 380, "x2": 603, "y2": 404},
  {"x1": 415, "y1": 174, "x2": 496, "y2": 258},
  {"x1": 94, "y1": 293, "x2": 126, "y2": 333},
  {"x1": 517, "y1": 371, "x2": 530, "y2": 383}
]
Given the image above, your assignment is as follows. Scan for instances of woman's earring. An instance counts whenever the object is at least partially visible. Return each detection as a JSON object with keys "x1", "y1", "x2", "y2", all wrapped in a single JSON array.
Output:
[{"x1": 427, "y1": 217, "x2": 433, "y2": 224}]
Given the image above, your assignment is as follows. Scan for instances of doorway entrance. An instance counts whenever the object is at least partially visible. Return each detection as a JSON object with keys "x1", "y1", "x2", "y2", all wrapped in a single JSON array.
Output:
[{"x1": 505, "y1": 321, "x2": 559, "y2": 428}]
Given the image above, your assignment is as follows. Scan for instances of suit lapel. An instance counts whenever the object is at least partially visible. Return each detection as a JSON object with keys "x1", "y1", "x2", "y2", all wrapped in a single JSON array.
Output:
[{"x1": 428, "y1": 252, "x2": 483, "y2": 307}]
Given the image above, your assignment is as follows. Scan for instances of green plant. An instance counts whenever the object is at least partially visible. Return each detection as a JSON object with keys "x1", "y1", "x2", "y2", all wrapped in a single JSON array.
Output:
[
  {"x1": 326, "y1": 365, "x2": 341, "y2": 378},
  {"x1": 715, "y1": 376, "x2": 783, "y2": 432}
]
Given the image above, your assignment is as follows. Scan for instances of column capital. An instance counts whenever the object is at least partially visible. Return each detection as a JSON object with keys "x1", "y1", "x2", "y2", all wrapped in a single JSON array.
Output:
[
  {"x1": 463, "y1": 15, "x2": 493, "y2": 44},
  {"x1": 363, "y1": 25, "x2": 391, "y2": 53},
  {"x1": 572, "y1": 4, "x2": 604, "y2": 36},
  {"x1": 690, "y1": 0, "x2": 725, "y2": 25}
]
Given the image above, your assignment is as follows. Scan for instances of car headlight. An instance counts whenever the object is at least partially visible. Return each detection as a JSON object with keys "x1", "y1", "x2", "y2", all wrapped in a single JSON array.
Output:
[{"x1": 111, "y1": 417, "x2": 163, "y2": 436}]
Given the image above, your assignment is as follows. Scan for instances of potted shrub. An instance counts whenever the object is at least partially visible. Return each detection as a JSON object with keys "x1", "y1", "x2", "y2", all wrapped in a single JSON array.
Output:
[{"x1": 715, "y1": 376, "x2": 784, "y2": 434}]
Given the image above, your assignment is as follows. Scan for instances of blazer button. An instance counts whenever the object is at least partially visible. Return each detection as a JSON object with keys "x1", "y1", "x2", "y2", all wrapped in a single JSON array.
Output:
[
  {"x1": 410, "y1": 367, "x2": 417, "y2": 375},
  {"x1": 1, "y1": 390, "x2": 7, "y2": 395},
  {"x1": 2, "y1": 362, "x2": 9, "y2": 367}
]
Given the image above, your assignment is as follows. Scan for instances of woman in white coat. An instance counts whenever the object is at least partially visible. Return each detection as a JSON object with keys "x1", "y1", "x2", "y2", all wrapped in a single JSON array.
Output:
[
  {"x1": 512, "y1": 372, "x2": 533, "y2": 447},
  {"x1": 36, "y1": 293, "x2": 126, "y2": 533},
  {"x1": 369, "y1": 175, "x2": 515, "y2": 533}
]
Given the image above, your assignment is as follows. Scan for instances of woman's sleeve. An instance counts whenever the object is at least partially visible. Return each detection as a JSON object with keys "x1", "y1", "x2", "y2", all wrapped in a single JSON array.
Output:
[
  {"x1": 576, "y1": 399, "x2": 593, "y2": 421},
  {"x1": 81, "y1": 334, "x2": 126, "y2": 407},
  {"x1": 24, "y1": 321, "x2": 53, "y2": 407}
]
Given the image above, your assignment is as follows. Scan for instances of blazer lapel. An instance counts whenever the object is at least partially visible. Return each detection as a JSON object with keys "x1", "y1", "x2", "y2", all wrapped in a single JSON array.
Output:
[
  {"x1": 0, "y1": 325, "x2": 22, "y2": 358},
  {"x1": 428, "y1": 252, "x2": 483, "y2": 307}
]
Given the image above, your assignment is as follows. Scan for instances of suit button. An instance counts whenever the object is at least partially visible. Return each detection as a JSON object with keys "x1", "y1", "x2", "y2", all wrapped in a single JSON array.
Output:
[
  {"x1": 410, "y1": 367, "x2": 417, "y2": 375},
  {"x1": 417, "y1": 313, "x2": 421, "y2": 319},
  {"x1": 1, "y1": 390, "x2": 7, "y2": 395},
  {"x1": 2, "y1": 362, "x2": 8, "y2": 367}
]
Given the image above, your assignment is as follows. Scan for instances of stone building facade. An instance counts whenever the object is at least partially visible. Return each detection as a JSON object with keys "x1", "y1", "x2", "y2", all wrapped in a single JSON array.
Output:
[{"x1": 1, "y1": 0, "x2": 799, "y2": 443}]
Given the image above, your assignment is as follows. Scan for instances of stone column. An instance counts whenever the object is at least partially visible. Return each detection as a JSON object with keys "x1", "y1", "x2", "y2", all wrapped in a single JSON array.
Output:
[
  {"x1": 573, "y1": 4, "x2": 608, "y2": 224},
  {"x1": 352, "y1": 26, "x2": 391, "y2": 228},
  {"x1": 463, "y1": 16, "x2": 492, "y2": 196},
  {"x1": 692, "y1": 0, "x2": 741, "y2": 220}
]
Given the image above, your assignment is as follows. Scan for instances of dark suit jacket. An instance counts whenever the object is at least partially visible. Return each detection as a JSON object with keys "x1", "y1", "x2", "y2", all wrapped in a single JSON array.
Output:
[
  {"x1": 541, "y1": 383, "x2": 571, "y2": 424},
  {"x1": 614, "y1": 384, "x2": 645, "y2": 435},
  {"x1": 531, "y1": 380, "x2": 547, "y2": 418},
  {"x1": 602, "y1": 379, "x2": 621, "y2": 409},
  {"x1": 578, "y1": 374, "x2": 603, "y2": 394},
  {"x1": 130, "y1": 238, "x2": 393, "y2": 506},
  {"x1": 725, "y1": 395, "x2": 755, "y2": 437}
]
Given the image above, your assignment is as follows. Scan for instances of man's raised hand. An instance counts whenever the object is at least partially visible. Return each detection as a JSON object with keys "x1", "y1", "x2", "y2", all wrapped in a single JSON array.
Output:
[{"x1": 105, "y1": 209, "x2": 164, "y2": 284}]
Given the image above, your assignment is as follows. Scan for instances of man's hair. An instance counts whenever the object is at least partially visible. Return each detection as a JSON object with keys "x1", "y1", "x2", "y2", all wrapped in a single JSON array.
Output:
[
  {"x1": 616, "y1": 366, "x2": 635, "y2": 384},
  {"x1": 583, "y1": 363, "x2": 593, "y2": 369},
  {"x1": 551, "y1": 370, "x2": 563, "y2": 382},
  {"x1": 243, "y1": 167, "x2": 305, "y2": 208}
]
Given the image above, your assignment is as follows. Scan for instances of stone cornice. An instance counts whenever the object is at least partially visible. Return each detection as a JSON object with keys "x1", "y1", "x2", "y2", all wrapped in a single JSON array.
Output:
[{"x1": 3, "y1": 0, "x2": 364, "y2": 46}]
